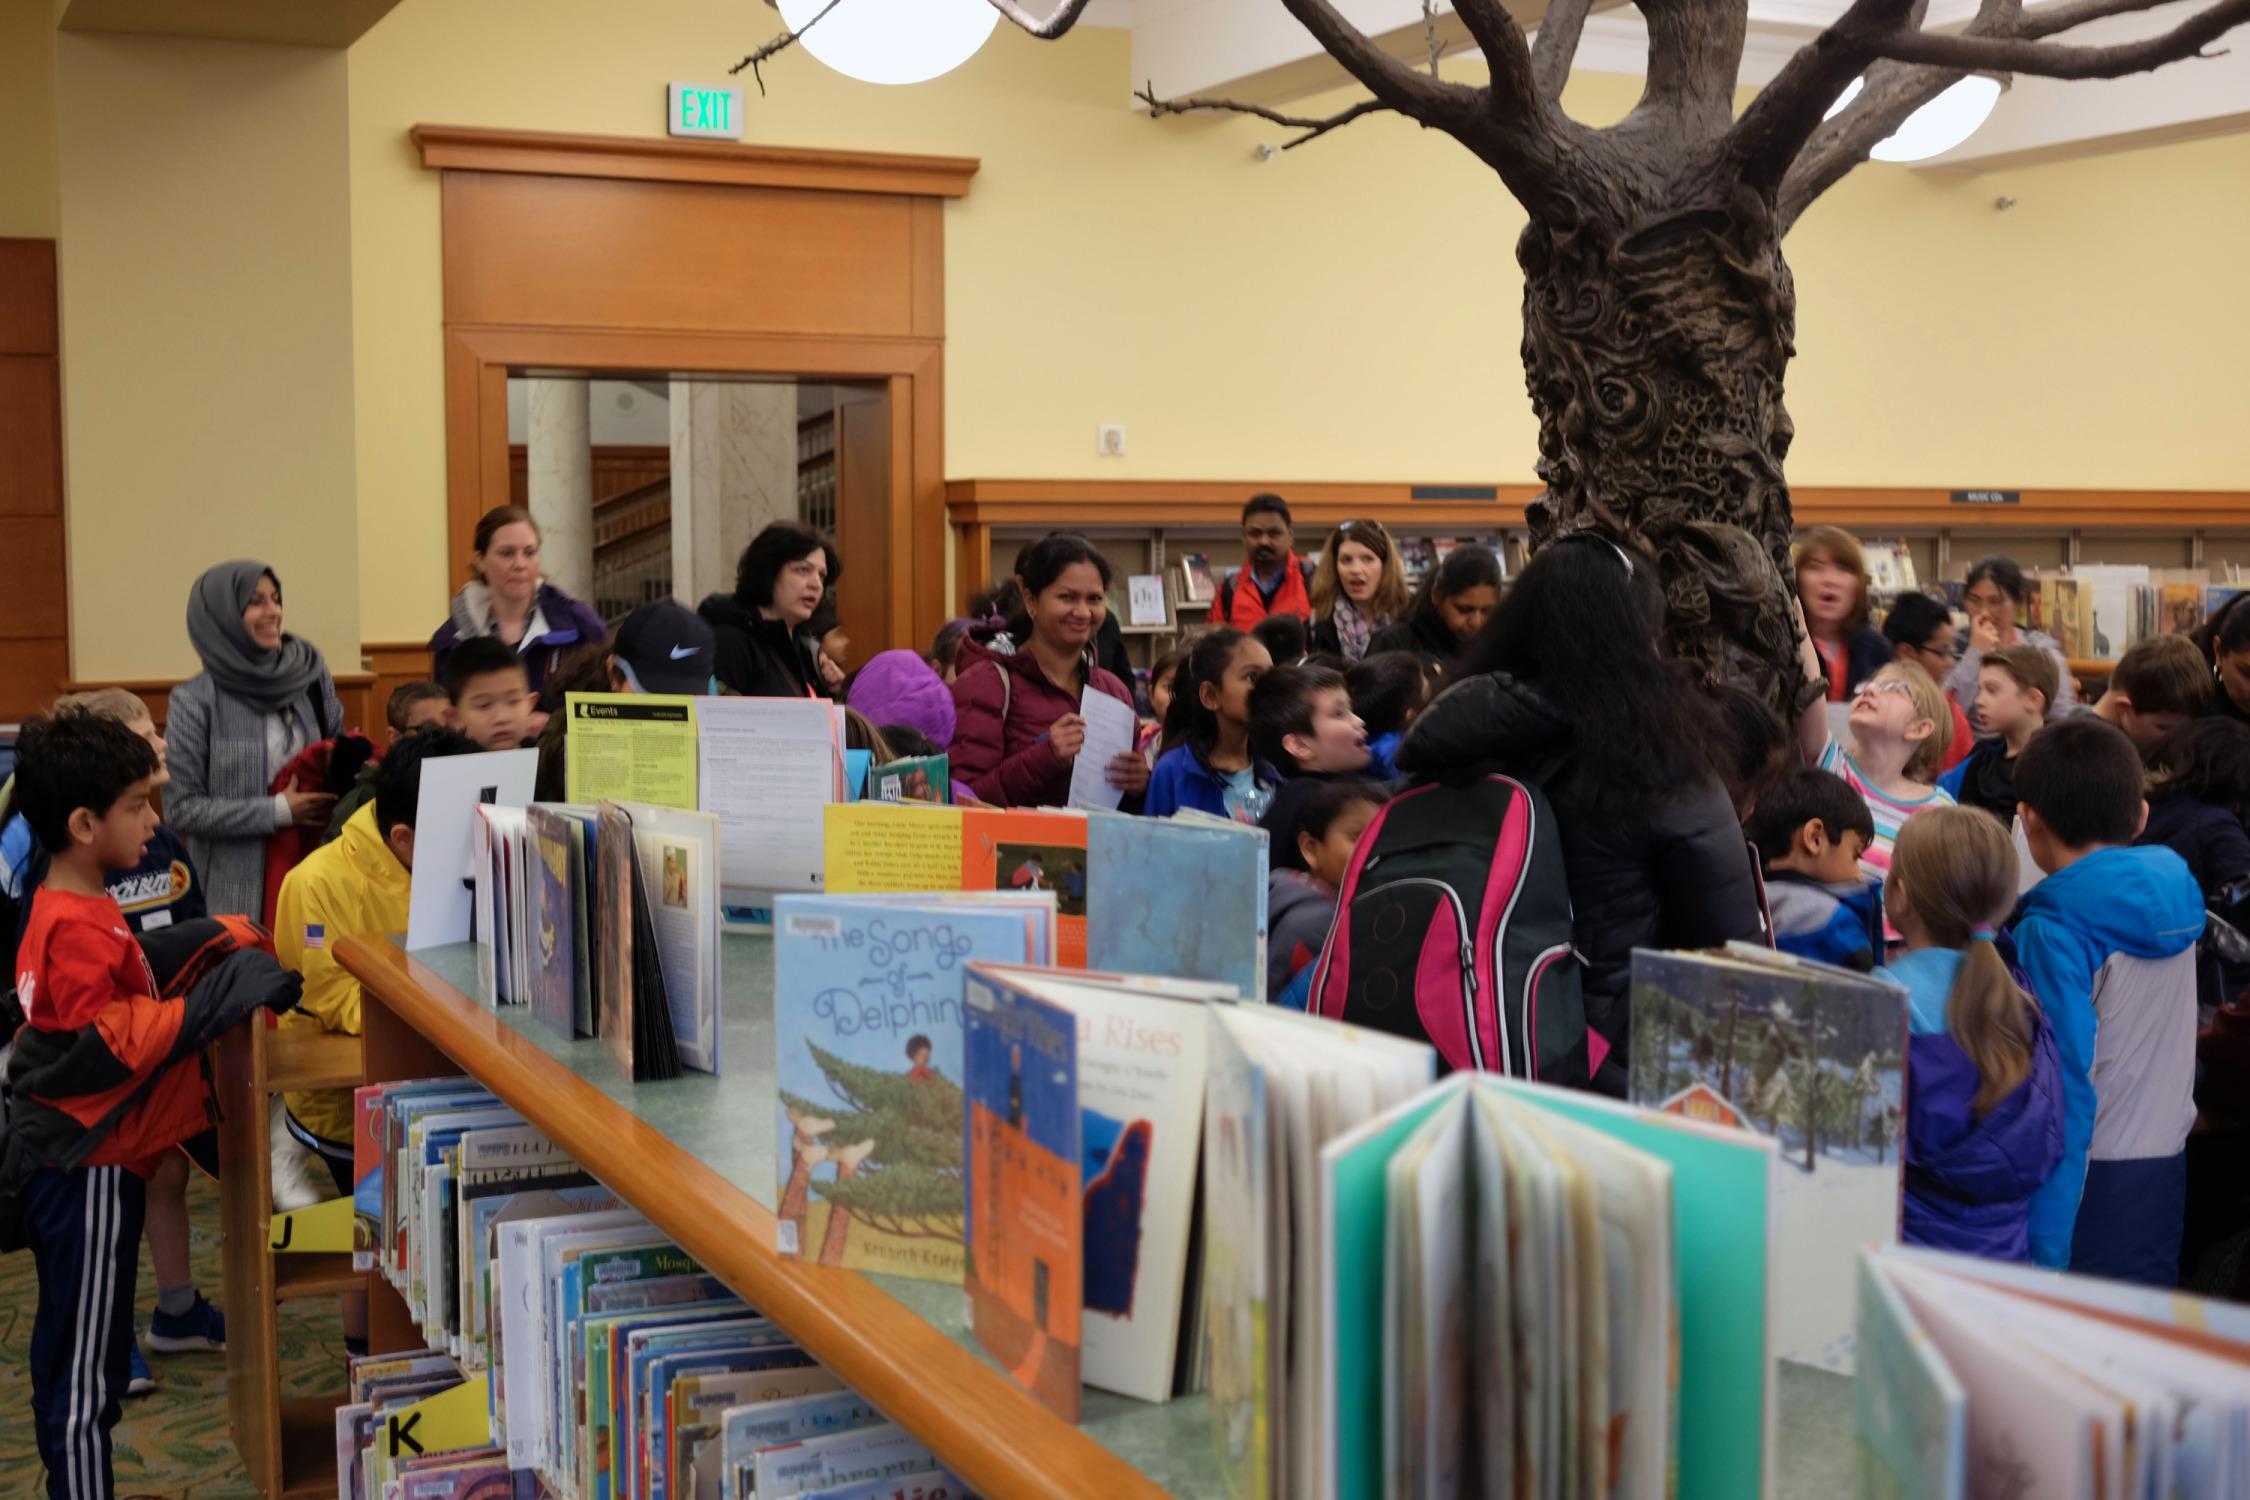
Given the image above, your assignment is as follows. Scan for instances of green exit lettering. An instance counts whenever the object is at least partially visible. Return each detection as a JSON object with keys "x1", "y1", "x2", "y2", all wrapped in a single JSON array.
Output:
[{"x1": 669, "y1": 82, "x2": 744, "y2": 141}]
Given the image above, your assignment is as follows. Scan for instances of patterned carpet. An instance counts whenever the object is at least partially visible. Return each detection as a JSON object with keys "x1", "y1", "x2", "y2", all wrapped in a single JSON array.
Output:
[{"x1": 0, "y1": 1171, "x2": 343, "y2": 1500}]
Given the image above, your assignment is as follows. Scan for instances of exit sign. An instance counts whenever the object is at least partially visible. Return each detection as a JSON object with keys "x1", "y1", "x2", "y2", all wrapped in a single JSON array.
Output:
[{"x1": 668, "y1": 82, "x2": 744, "y2": 140}]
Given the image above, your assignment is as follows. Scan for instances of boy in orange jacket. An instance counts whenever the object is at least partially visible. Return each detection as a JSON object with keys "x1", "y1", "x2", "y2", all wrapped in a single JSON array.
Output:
[{"x1": 7, "y1": 708, "x2": 221, "y2": 1499}]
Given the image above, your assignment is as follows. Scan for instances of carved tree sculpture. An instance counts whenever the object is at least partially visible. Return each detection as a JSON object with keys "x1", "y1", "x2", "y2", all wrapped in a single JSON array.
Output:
[{"x1": 741, "y1": 0, "x2": 2250, "y2": 708}]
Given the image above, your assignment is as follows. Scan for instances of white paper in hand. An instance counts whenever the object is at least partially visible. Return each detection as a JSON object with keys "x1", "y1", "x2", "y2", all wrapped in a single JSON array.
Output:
[{"x1": 1067, "y1": 686, "x2": 1140, "y2": 811}]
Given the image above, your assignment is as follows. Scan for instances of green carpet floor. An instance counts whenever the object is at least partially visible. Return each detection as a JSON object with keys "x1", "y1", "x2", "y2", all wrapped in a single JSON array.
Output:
[{"x1": 0, "y1": 1171, "x2": 343, "y2": 1500}]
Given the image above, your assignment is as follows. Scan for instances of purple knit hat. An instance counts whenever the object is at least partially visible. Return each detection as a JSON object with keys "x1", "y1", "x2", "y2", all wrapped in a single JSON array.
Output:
[{"x1": 847, "y1": 649, "x2": 957, "y2": 749}]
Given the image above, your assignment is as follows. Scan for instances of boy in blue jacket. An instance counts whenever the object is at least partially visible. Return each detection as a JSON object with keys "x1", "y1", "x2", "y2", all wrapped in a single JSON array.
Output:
[
  {"x1": 2012, "y1": 717, "x2": 2205, "y2": 1282},
  {"x1": 1747, "y1": 768, "x2": 1883, "y2": 971}
]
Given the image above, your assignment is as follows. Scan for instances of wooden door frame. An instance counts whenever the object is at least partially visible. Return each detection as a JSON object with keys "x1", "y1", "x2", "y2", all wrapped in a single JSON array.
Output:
[
  {"x1": 421, "y1": 127, "x2": 973, "y2": 654},
  {"x1": 443, "y1": 327, "x2": 940, "y2": 648}
]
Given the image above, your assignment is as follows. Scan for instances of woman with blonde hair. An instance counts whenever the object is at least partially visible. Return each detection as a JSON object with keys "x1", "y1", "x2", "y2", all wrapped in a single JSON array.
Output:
[
  {"x1": 1308, "y1": 519, "x2": 1411, "y2": 662},
  {"x1": 1795, "y1": 525, "x2": 1894, "y2": 702},
  {"x1": 1881, "y1": 806, "x2": 2066, "y2": 1260}
]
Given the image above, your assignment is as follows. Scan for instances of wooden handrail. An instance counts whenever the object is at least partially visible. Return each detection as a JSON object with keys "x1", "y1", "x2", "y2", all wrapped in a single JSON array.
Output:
[{"x1": 337, "y1": 935, "x2": 1173, "y2": 1500}]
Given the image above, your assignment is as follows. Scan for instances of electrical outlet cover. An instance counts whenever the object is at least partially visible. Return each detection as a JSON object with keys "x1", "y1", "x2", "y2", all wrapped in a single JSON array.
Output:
[{"x1": 1098, "y1": 423, "x2": 1126, "y2": 457}]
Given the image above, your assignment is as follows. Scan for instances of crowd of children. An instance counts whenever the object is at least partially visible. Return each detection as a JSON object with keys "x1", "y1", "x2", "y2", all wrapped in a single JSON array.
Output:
[{"x1": 14, "y1": 509, "x2": 2250, "y2": 1498}]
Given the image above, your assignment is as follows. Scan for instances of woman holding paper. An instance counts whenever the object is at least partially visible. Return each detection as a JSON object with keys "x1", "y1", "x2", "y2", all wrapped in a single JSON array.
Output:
[
  {"x1": 701, "y1": 523, "x2": 840, "y2": 699},
  {"x1": 166, "y1": 560, "x2": 346, "y2": 918},
  {"x1": 951, "y1": 534, "x2": 1148, "y2": 808}
]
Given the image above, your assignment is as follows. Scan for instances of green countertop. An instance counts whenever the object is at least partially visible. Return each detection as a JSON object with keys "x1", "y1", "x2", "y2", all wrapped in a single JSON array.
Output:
[{"x1": 399, "y1": 931, "x2": 1853, "y2": 1497}]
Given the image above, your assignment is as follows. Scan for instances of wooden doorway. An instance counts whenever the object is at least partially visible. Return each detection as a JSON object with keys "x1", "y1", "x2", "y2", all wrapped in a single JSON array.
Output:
[{"x1": 417, "y1": 127, "x2": 976, "y2": 657}]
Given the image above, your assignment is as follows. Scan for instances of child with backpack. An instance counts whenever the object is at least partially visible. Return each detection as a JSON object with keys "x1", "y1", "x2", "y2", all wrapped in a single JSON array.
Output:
[
  {"x1": 1144, "y1": 628, "x2": 1278, "y2": 822},
  {"x1": 1882, "y1": 805, "x2": 2066, "y2": 1261},
  {"x1": 1268, "y1": 780, "x2": 1386, "y2": 1007}
]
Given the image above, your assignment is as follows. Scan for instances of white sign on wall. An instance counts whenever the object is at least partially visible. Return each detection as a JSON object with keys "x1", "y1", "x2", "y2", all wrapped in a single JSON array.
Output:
[{"x1": 668, "y1": 82, "x2": 744, "y2": 141}]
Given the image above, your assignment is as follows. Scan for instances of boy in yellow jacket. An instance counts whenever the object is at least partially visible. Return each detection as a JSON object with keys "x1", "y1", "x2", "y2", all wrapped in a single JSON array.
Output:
[{"x1": 276, "y1": 730, "x2": 477, "y2": 1187}]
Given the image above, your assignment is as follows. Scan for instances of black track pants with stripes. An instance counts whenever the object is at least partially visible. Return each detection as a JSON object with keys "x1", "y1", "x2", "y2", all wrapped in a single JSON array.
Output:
[{"x1": 25, "y1": 1165, "x2": 146, "y2": 1500}]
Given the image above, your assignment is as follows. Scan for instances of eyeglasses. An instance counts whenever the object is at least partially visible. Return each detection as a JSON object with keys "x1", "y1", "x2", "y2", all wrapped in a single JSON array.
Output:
[{"x1": 1856, "y1": 678, "x2": 1914, "y2": 700}]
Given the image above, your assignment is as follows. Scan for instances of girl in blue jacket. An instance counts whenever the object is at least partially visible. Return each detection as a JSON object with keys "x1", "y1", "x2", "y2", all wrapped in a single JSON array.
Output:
[
  {"x1": 1881, "y1": 806, "x2": 2067, "y2": 1262},
  {"x1": 1144, "y1": 629, "x2": 1279, "y2": 822}
]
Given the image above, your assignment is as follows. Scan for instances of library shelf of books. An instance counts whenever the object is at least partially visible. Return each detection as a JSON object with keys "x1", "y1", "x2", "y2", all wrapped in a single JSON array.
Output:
[{"x1": 235, "y1": 719, "x2": 2250, "y2": 1500}]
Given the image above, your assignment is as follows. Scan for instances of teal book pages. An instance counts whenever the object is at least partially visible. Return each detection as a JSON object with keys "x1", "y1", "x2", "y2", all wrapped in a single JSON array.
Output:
[
  {"x1": 1085, "y1": 812, "x2": 1268, "y2": 1000},
  {"x1": 869, "y1": 753, "x2": 950, "y2": 805},
  {"x1": 772, "y1": 895, "x2": 1045, "y2": 1281},
  {"x1": 1853, "y1": 1253, "x2": 1964, "y2": 1500},
  {"x1": 1204, "y1": 1011, "x2": 1271, "y2": 1500},
  {"x1": 1319, "y1": 1075, "x2": 1474, "y2": 1500},
  {"x1": 1485, "y1": 1077, "x2": 1778, "y2": 1500}
]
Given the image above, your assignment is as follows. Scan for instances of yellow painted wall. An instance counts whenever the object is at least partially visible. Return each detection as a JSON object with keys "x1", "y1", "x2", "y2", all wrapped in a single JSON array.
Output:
[
  {"x1": 57, "y1": 32, "x2": 360, "y2": 679},
  {"x1": 346, "y1": 4, "x2": 2250, "y2": 646},
  {"x1": 0, "y1": 0, "x2": 61, "y2": 238}
]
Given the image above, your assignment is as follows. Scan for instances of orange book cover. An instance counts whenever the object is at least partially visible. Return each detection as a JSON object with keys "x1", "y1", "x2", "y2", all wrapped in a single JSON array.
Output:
[{"x1": 962, "y1": 808, "x2": 1089, "y2": 968}]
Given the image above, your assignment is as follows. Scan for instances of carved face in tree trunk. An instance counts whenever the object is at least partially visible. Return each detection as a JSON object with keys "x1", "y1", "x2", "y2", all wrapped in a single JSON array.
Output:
[{"x1": 1518, "y1": 201, "x2": 1814, "y2": 716}]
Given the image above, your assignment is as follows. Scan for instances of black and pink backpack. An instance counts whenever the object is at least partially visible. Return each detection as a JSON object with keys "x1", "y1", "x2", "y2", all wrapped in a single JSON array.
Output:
[{"x1": 1308, "y1": 771, "x2": 1591, "y2": 1085}]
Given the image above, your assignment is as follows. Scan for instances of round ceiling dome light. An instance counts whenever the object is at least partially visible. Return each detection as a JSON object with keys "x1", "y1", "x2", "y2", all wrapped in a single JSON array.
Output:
[
  {"x1": 1821, "y1": 74, "x2": 2003, "y2": 162},
  {"x1": 776, "y1": 0, "x2": 1000, "y2": 85}
]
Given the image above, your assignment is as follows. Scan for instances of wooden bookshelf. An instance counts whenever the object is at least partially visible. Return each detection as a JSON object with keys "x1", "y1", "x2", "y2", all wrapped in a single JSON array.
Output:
[{"x1": 214, "y1": 1019, "x2": 366, "y2": 1500}]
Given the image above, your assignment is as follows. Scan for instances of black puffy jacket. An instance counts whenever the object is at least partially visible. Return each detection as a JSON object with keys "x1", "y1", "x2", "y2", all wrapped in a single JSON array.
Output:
[
  {"x1": 698, "y1": 593, "x2": 822, "y2": 700},
  {"x1": 1395, "y1": 671, "x2": 1765, "y2": 1096}
]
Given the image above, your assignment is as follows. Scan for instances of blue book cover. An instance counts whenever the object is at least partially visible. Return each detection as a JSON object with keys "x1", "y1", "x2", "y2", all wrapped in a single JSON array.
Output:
[
  {"x1": 1085, "y1": 812, "x2": 1268, "y2": 1000},
  {"x1": 964, "y1": 965, "x2": 1083, "y2": 1422},
  {"x1": 772, "y1": 894, "x2": 1052, "y2": 1282}
]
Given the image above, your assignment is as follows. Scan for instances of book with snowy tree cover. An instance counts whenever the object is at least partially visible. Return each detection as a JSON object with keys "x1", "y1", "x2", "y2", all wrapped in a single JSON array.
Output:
[{"x1": 1628, "y1": 943, "x2": 1907, "y2": 1374}]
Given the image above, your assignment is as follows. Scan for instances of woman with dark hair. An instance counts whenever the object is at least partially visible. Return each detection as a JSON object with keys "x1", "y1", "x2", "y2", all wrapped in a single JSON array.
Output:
[
  {"x1": 698, "y1": 522, "x2": 841, "y2": 698},
  {"x1": 166, "y1": 561, "x2": 346, "y2": 918},
  {"x1": 428, "y1": 505, "x2": 607, "y2": 713},
  {"x1": 1945, "y1": 555, "x2": 2077, "y2": 736},
  {"x1": 1794, "y1": 526, "x2": 1892, "y2": 702},
  {"x1": 949, "y1": 534, "x2": 1146, "y2": 808},
  {"x1": 1366, "y1": 545, "x2": 1503, "y2": 672},
  {"x1": 1308, "y1": 519, "x2": 1412, "y2": 662},
  {"x1": 1395, "y1": 532, "x2": 1766, "y2": 1096},
  {"x1": 2198, "y1": 597, "x2": 2250, "y2": 727},
  {"x1": 2140, "y1": 718, "x2": 2250, "y2": 902}
]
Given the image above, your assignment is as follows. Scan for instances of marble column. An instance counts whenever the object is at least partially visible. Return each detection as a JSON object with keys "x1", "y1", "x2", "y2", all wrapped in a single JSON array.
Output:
[
  {"x1": 526, "y1": 378, "x2": 594, "y2": 600},
  {"x1": 670, "y1": 380, "x2": 797, "y2": 605}
]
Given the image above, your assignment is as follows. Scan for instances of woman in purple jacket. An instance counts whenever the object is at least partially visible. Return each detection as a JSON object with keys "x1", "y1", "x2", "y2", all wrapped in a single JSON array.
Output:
[
  {"x1": 428, "y1": 506, "x2": 608, "y2": 716},
  {"x1": 1882, "y1": 807, "x2": 2067, "y2": 1260}
]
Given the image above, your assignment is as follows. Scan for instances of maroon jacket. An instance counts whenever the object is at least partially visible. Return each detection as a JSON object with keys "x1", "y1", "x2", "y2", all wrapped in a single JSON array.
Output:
[{"x1": 949, "y1": 634, "x2": 1133, "y2": 808}]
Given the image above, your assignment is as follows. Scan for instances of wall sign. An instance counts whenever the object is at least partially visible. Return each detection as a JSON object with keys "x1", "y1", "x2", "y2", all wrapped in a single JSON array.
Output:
[
  {"x1": 668, "y1": 82, "x2": 744, "y2": 141},
  {"x1": 1950, "y1": 489, "x2": 2021, "y2": 506}
]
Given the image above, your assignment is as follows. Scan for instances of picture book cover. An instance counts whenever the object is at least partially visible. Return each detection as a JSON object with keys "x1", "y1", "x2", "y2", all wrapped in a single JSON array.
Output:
[
  {"x1": 772, "y1": 895, "x2": 1052, "y2": 1281},
  {"x1": 823, "y1": 803, "x2": 967, "y2": 895},
  {"x1": 598, "y1": 802, "x2": 638, "y2": 1078},
  {"x1": 964, "y1": 967, "x2": 1084, "y2": 1422},
  {"x1": 964, "y1": 807, "x2": 1089, "y2": 968},
  {"x1": 869, "y1": 754, "x2": 950, "y2": 806},
  {"x1": 982, "y1": 967, "x2": 1215, "y2": 1403},
  {"x1": 1179, "y1": 552, "x2": 1216, "y2": 605},
  {"x1": 1086, "y1": 812, "x2": 1267, "y2": 1001},
  {"x1": 625, "y1": 802, "x2": 723, "y2": 1075},
  {"x1": 353, "y1": 1085, "x2": 388, "y2": 1270},
  {"x1": 2161, "y1": 581, "x2": 2207, "y2": 635},
  {"x1": 1204, "y1": 1009, "x2": 1272, "y2": 1500},
  {"x1": 1853, "y1": 1252, "x2": 1966, "y2": 1500},
  {"x1": 527, "y1": 805, "x2": 578, "y2": 1040},
  {"x1": 1628, "y1": 945, "x2": 1906, "y2": 1372}
]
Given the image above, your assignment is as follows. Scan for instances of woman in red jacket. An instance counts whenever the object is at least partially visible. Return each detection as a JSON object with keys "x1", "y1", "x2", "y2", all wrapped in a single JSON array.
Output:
[{"x1": 950, "y1": 535, "x2": 1149, "y2": 808}]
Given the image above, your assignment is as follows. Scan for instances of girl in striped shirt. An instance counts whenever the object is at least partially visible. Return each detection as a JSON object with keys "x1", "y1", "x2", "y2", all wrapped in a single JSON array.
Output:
[{"x1": 1817, "y1": 660, "x2": 1957, "y2": 888}]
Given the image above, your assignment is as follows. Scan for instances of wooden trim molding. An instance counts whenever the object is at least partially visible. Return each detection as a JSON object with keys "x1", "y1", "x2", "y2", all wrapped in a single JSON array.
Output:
[
  {"x1": 341, "y1": 937, "x2": 1169, "y2": 1500},
  {"x1": 410, "y1": 125, "x2": 980, "y2": 198}
]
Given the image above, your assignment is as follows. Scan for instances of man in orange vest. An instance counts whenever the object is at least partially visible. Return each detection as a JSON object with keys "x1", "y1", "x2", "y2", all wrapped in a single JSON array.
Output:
[{"x1": 1210, "y1": 494, "x2": 1314, "y2": 630}]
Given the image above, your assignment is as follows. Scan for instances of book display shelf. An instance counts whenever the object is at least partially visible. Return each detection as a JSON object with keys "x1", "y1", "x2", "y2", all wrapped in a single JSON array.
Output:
[{"x1": 277, "y1": 930, "x2": 1862, "y2": 1500}]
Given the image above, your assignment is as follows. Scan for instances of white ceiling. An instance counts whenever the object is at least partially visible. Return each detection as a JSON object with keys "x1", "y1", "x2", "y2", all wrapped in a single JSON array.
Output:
[{"x1": 1087, "y1": 0, "x2": 2249, "y2": 168}]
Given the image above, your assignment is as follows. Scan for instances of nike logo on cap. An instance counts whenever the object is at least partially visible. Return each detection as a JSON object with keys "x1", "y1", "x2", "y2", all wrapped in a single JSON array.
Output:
[{"x1": 669, "y1": 645, "x2": 699, "y2": 660}]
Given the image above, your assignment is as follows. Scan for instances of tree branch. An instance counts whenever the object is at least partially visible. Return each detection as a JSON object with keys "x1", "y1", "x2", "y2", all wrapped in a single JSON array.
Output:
[
  {"x1": 1424, "y1": 0, "x2": 1445, "y2": 78},
  {"x1": 1724, "y1": 0, "x2": 1938, "y2": 200},
  {"x1": 1864, "y1": 0, "x2": 2250, "y2": 74},
  {"x1": 1531, "y1": 0, "x2": 1596, "y2": 99},
  {"x1": 1134, "y1": 84, "x2": 1394, "y2": 150},
  {"x1": 1637, "y1": 0, "x2": 1753, "y2": 130},
  {"x1": 982, "y1": 0, "x2": 1107, "y2": 38},
  {"x1": 728, "y1": 0, "x2": 843, "y2": 93},
  {"x1": 1775, "y1": 57, "x2": 1965, "y2": 229}
]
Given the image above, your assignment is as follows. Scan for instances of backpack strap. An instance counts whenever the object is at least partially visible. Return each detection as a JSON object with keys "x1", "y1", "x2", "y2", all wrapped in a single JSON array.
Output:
[{"x1": 987, "y1": 658, "x2": 1011, "y2": 723}]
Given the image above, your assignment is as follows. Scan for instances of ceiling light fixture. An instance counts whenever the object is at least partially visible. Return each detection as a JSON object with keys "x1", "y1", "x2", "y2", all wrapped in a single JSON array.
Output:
[
  {"x1": 1821, "y1": 74, "x2": 2003, "y2": 162},
  {"x1": 775, "y1": 0, "x2": 998, "y2": 85}
]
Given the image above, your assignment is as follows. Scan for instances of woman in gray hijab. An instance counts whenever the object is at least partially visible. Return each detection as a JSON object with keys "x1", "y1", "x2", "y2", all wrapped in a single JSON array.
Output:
[{"x1": 165, "y1": 561, "x2": 344, "y2": 918}]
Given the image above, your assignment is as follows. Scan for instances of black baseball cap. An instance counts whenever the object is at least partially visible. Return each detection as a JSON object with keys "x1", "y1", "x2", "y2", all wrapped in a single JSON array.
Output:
[{"x1": 612, "y1": 600, "x2": 717, "y2": 695}]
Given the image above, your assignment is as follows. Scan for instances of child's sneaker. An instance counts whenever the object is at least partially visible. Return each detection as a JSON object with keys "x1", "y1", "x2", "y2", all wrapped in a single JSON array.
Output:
[
  {"x1": 126, "y1": 1342, "x2": 156, "y2": 1397},
  {"x1": 145, "y1": 1292, "x2": 225, "y2": 1353}
]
